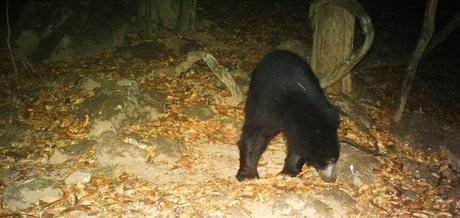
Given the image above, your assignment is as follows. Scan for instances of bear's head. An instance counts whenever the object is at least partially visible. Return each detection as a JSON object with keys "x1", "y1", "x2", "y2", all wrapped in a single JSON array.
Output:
[{"x1": 307, "y1": 107, "x2": 340, "y2": 182}]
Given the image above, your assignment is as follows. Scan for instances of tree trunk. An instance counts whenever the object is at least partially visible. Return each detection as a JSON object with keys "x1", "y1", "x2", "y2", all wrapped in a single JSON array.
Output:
[
  {"x1": 393, "y1": 0, "x2": 438, "y2": 122},
  {"x1": 310, "y1": 2, "x2": 355, "y2": 94},
  {"x1": 176, "y1": 0, "x2": 197, "y2": 33},
  {"x1": 135, "y1": 0, "x2": 181, "y2": 33},
  {"x1": 136, "y1": 0, "x2": 157, "y2": 33}
]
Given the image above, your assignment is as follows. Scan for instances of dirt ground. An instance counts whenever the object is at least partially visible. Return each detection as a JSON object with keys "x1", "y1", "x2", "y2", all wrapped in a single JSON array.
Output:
[{"x1": 0, "y1": 0, "x2": 459, "y2": 217}]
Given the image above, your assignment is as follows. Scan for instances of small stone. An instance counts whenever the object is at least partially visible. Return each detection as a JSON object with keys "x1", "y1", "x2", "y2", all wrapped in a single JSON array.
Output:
[
  {"x1": 49, "y1": 150, "x2": 70, "y2": 165},
  {"x1": 79, "y1": 78, "x2": 100, "y2": 92},
  {"x1": 184, "y1": 103, "x2": 215, "y2": 120},
  {"x1": 65, "y1": 172, "x2": 92, "y2": 185},
  {"x1": 402, "y1": 189, "x2": 418, "y2": 200},
  {"x1": 116, "y1": 79, "x2": 138, "y2": 91}
]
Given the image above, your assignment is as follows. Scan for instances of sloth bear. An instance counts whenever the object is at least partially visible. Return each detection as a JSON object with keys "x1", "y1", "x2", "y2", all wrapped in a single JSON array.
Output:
[{"x1": 236, "y1": 50, "x2": 340, "y2": 182}]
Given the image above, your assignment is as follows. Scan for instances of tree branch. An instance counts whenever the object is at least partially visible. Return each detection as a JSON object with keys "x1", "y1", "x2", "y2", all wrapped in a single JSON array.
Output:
[
  {"x1": 175, "y1": 51, "x2": 244, "y2": 106},
  {"x1": 424, "y1": 10, "x2": 460, "y2": 55}
]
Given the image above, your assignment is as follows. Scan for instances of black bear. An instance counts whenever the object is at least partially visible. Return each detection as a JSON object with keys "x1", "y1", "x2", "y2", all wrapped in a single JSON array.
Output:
[{"x1": 236, "y1": 50, "x2": 340, "y2": 182}]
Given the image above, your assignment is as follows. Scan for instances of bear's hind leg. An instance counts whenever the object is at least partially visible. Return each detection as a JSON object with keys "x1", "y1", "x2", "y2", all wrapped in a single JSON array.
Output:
[{"x1": 236, "y1": 125, "x2": 276, "y2": 181}]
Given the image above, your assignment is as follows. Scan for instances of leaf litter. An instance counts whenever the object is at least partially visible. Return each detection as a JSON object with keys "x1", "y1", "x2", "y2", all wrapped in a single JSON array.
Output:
[{"x1": 0, "y1": 1, "x2": 459, "y2": 217}]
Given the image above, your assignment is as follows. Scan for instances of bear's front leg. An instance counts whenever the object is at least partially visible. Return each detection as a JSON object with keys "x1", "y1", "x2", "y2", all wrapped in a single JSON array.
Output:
[{"x1": 280, "y1": 152, "x2": 305, "y2": 177}]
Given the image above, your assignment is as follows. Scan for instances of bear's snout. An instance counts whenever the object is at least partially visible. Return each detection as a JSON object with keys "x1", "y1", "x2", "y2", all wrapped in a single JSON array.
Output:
[{"x1": 317, "y1": 162, "x2": 337, "y2": 182}]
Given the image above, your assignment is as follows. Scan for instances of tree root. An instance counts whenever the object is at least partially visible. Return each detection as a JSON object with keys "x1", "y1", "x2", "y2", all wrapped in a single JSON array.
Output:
[{"x1": 336, "y1": 93, "x2": 380, "y2": 156}]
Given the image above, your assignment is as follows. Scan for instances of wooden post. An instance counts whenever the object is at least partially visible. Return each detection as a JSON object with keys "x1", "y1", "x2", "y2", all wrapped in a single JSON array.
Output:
[{"x1": 310, "y1": 2, "x2": 355, "y2": 94}]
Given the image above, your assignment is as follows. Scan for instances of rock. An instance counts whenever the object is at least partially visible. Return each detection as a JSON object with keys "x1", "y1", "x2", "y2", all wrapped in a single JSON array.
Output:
[
  {"x1": 0, "y1": 124, "x2": 27, "y2": 146},
  {"x1": 275, "y1": 192, "x2": 307, "y2": 214},
  {"x1": 336, "y1": 143, "x2": 380, "y2": 187},
  {"x1": 0, "y1": 105, "x2": 22, "y2": 122},
  {"x1": 49, "y1": 149, "x2": 70, "y2": 165},
  {"x1": 304, "y1": 198, "x2": 334, "y2": 217},
  {"x1": 93, "y1": 132, "x2": 169, "y2": 182},
  {"x1": 88, "y1": 120, "x2": 117, "y2": 137},
  {"x1": 0, "y1": 169, "x2": 20, "y2": 182},
  {"x1": 316, "y1": 188, "x2": 356, "y2": 207},
  {"x1": 149, "y1": 135, "x2": 185, "y2": 158},
  {"x1": 400, "y1": 158, "x2": 438, "y2": 185},
  {"x1": 78, "y1": 92, "x2": 125, "y2": 118},
  {"x1": 140, "y1": 90, "x2": 167, "y2": 111},
  {"x1": 401, "y1": 189, "x2": 418, "y2": 200},
  {"x1": 3, "y1": 178, "x2": 63, "y2": 210},
  {"x1": 95, "y1": 132, "x2": 149, "y2": 167},
  {"x1": 61, "y1": 140, "x2": 94, "y2": 156},
  {"x1": 130, "y1": 104, "x2": 160, "y2": 123},
  {"x1": 220, "y1": 117, "x2": 241, "y2": 129},
  {"x1": 441, "y1": 146, "x2": 460, "y2": 173},
  {"x1": 79, "y1": 80, "x2": 161, "y2": 138},
  {"x1": 273, "y1": 192, "x2": 334, "y2": 217},
  {"x1": 78, "y1": 78, "x2": 100, "y2": 92},
  {"x1": 116, "y1": 79, "x2": 139, "y2": 91},
  {"x1": 243, "y1": 202, "x2": 278, "y2": 217},
  {"x1": 49, "y1": 140, "x2": 94, "y2": 164},
  {"x1": 65, "y1": 172, "x2": 92, "y2": 185},
  {"x1": 184, "y1": 103, "x2": 215, "y2": 120},
  {"x1": 149, "y1": 136, "x2": 184, "y2": 163}
]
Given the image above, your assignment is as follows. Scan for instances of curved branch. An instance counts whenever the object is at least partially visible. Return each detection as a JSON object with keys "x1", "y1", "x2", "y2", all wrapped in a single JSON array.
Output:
[
  {"x1": 175, "y1": 51, "x2": 244, "y2": 106},
  {"x1": 311, "y1": 0, "x2": 375, "y2": 88}
]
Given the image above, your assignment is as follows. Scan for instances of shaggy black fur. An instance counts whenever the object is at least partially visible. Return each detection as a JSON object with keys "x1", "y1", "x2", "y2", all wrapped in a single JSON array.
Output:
[{"x1": 236, "y1": 50, "x2": 340, "y2": 182}]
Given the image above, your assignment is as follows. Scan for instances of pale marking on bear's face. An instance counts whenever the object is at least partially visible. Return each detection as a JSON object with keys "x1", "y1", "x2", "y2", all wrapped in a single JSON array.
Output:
[{"x1": 318, "y1": 163, "x2": 335, "y2": 179}]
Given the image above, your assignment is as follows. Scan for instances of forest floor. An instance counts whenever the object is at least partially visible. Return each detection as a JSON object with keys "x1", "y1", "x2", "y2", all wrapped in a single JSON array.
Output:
[{"x1": 1, "y1": 0, "x2": 459, "y2": 217}]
